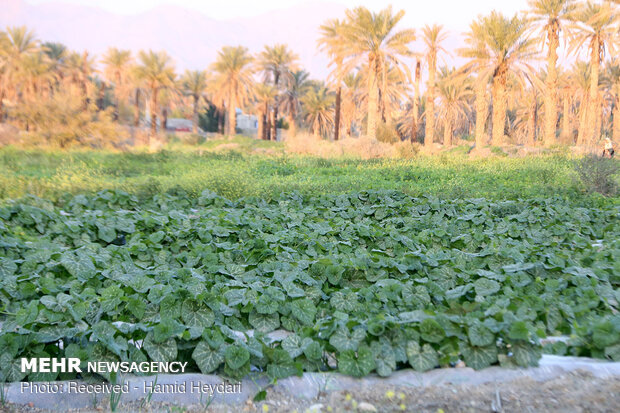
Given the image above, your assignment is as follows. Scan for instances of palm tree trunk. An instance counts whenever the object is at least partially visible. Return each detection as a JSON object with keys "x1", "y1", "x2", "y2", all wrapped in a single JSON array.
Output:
[
  {"x1": 561, "y1": 90, "x2": 571, "y2": 141},
  {"x1": 287, "y1": 113, "x2": 296, "y2": 138},
  {"x1": 0, "y1": 89, "x2": 5, "y2": 122},
  {"x1": 97, "y1": 81, "x2": 105, "y2": 111},
  {"x1": 269, "y1": 110, "x2": 275, "y2": 141},
  {"x1": 475, "y1": 75, "x2": 487, "y2": 148},
  {"x1": 527, "y1": 90, "x2": 537, "y2": 146},
  {"x1": 613, "y1": 97, "x2": 620, "y2": 142},
  {"x1": 218, "y1": 102, "x2": 225, "y2": 134},
  {"x1": 150, "y1": 87, "x2": 158, "y2": 141},
  {"x1": 114, "y1": 72, "x2": 121, "y2": 121},
  {"x1": 491, "y1": 69, "x2": 507, "y2": 146},
  {"x1": 367, "y1": 57, "x2": 378, "y2": 139},
  {"x1": 443, "y1": 113, "x2": 452, "y2": 147},
  {"x1": 81, "y1": 78, "x2": 89, "y2": 111},
  {"x1": 266, "y1": 108, "x2": 272, "y2": 140},
  {"x1": 334, "y1": 86, "x2": 341, "y2": 141},
  {"x1": 587, "y1": 37, "x2": 600, "y2": 145},
  {"x1": 258, "y1": 110, "x2": 265, "y2": 140},
  {"x1": 594, "y1": 94, "x2": 602, "y2": 143},
  {"x1": 192, "y1": 95, "x2": 199, "y2": 133},
  {"x1": 227, "y1": 94, "x2": 236, "y2": 137},
  {"x1": 425, "y1": 54, "x2": 436, "y2": 147},
  {"x1": 133, "y1": 89, "x2": 140, "y2": 127},
  {"x1": 543, "y1": 22, "x2": 559, "y2": 146},
  {"x1": 577, "y1": 96, "x2": 588, "y2": 145},
  {"x1": 162, "y1": 108, "x2": 168, "y2": 132},
  {"x1": 272, "y1": 72, "x2": 280, "y2": 141},
  {"x1": 411, "y1": 59, "x2": 421, "y2": 144}
]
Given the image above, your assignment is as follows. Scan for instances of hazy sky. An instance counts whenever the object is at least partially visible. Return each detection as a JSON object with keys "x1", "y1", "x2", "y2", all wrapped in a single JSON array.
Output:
[{"x1": 26, "y1": 0, "x2": 530, "y2": 25}]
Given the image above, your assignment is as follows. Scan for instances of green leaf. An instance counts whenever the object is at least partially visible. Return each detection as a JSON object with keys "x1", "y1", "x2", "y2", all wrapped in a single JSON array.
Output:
[
  {"x1": 61, "y1": 252, "x2": 96, "y2": 281},
  {"x1": 248, "y1": 311, "x2": 280, "y2": 333},
  {"x1": 461, "y1": 342, "x2": 497, "y2": 369},
  {"x1": 592, "y1": 320, "x2": 620, "y2": 348},
  {"x1": 512, "y1": 342, "x2": 541, "y2": 367},
  {"x1": 420, "y1": 318, "x2": 445, "y2": 344},
  {"x1": 143, "y1": 332, "x2": 177, "y2": 363},
  {"x1": 153, "y1": 319, "x2": 185, "y2": 343},
  {"x1": 370, "y1": 340, "x2": 396, "y2": 377},
  {"x1": 329, "y1": 327, "x2": 366, "y2": 352},
  {"x1": 406, "y1": 341, "x2": 438, "y2": 372},
  {"x1": 281, "y1": 334, "x2": 305, "y2": 359},
  {"x1": 468, "y1": 323, "x2": 495, "y2": 347},
  {"x1": 267, "y1": 348, "x2": 301, "y2": 379},
  {"x1": 303, "y1": 340, "x2": 322, "y2": 361},
  {"x1": 181, "y1": 299, "x2": 215, "y2": 329},
  {"x1": 474, "y1": 278, "x2": 500, "y2": 296},
  {"x1": 604, "y1": 343, "x2": 620, "y2": 361},
  {"x1": 290, "y1": 299, "x2": 317, "y2": 326},
  {"x1": 192, "y1": 341, "x2": 224, "y2": 373},
  {"x1": 225, "y1": 345, "x2": 250, "y2": 370},
  {"x1": 337, "y1": 346, "x2": 375, "y2": 377},
  {"x1": 508, "y1": 321, "x2": 530, "y2": 341}
]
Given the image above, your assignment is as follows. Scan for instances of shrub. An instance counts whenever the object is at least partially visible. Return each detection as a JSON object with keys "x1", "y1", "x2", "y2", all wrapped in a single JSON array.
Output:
[
  {"x1": 8, "y1": 91, "x2": 123, "y2": 148},
  {"x1": 376, "y1": 121, "x2": 400, "y2": 144},
  {"x1": 574, "y1": 155, "x2": 619, "y2": 196},
  {"x1": 393, "y1": 141, "x2": 419, "y2": 159}
]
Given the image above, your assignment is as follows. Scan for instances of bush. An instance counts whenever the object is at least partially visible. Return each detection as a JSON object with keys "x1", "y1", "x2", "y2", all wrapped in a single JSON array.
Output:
[
  {"x1": 574, "y1": 155, "x2": 619, "y2": 196},
  {"x1": 393, "y1": 140, "x2": 419, "y2": 159},
  {"x1": 8, "y1": 91, "x2": 123, "y2": 148},
  {"x1": 376, "y1": 121, "x2": 400, "y2": 143}
]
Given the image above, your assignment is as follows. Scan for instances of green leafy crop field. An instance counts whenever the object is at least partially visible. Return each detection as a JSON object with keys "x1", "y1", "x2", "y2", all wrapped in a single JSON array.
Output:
[{"x1": 1, "y1": 189, "x2": 618, "y2": 382}]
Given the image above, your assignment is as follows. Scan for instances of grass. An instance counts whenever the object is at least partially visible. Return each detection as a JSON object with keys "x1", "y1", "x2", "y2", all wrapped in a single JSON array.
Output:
[{"x1": 0, "y1": 136, "x2": 616, "y2": 204}]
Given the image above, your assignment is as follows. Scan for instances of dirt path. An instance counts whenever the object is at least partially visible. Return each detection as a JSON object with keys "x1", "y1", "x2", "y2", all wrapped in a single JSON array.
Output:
[{"x1": 2, "y1": 370, "x2": 618, "y2": 413}]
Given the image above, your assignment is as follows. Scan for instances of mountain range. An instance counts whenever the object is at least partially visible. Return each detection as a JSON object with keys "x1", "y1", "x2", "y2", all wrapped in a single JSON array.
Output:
[{"x1": 1, "y1": 0, "x2": 468, "y2": 80}]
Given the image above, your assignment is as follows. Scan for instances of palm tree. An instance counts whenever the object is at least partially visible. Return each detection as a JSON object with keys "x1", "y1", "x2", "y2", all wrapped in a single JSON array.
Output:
[
  {"x1": 460, "y1": 12, "x2": 536, "y2": 146},
  {"x1": 603, "y1": 59, "x2": 620, "y2": 141},
  {"x1": 411, "y1": 56, "x2": 422, "y2": 143},
  {"x1": 568, "y1": 1, "x2": 618, "y2": 145},
  {"x1": 2, "y1": 26, "x2": 40, "y2": 107},
  {"x1": 42, "y1": 42, "x2": 67, "y2": 92},
  {"x1": 318, "y1": 18, "x2": 348, "y2": 141},
  {"x1": 436, "y1": 66, "x2": 473, "y2": 146},
  {"x1": 254, "y1": 83, "x2": 277, "y2": 140},
  {"x1": 21, "y1": 52, "x2": 55, "y2": 101},
  {"x1": 280, "y1": 70, "x2": 309, "y2": 138},
  {"x1": 302, "y1": 85, "x2": 335, "y2": 138},
  {"x1": 558, "y1": 68, "x2": 574, "y2": 140},
  {"x1": 569, "y1": 61, "x2": 592, "y2": 143},
  {"x1": 422, "y1": 25, "x2": 448, "y2": 147},
  {"x1": 341, "y1": 72, "x2": 363, "y2": 137},
  {"x1": 211, "y1": 46, "x2": 254, "y2": 137},
  {"x1": 180, "y1": 69, "x2": 209, "y2": 133},
  {"x1": 102, "y1": 48, "x2": 132, "y2": 121},
  {"x1": 133, "y1": 50, "x2": 176, "y2": 139},
  {"x1": 258, "y1": 44, "x2": 298, "y2": 140},
  {"x1": 528, "y1": 0, "x2": 577, "y2": 146},
  {"x1": 65, "y1": 51, "x2": 97, "y2": 109},
  {"x1": 331, "y1": 6, "x2": 415, "y2": 139}
]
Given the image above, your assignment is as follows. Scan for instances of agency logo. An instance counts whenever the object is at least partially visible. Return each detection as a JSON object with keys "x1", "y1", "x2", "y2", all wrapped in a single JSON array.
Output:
[{"x1": 21, "y1": 358, "x2": 188, "y2": 374}]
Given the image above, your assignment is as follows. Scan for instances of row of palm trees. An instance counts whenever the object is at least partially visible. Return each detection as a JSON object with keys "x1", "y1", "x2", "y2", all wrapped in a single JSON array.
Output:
[
  {"x1": 1, "y1": 0, "x2": 619, "y2": 148},
  {"x1": 318, "y1": 0, "x2": 620, "y2": 147}
]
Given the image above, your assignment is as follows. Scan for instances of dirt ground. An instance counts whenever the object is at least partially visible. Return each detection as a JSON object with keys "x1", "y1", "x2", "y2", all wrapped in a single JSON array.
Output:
[{"x1": 2, "y1": 370, "x2": 618, "y2": 413}]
